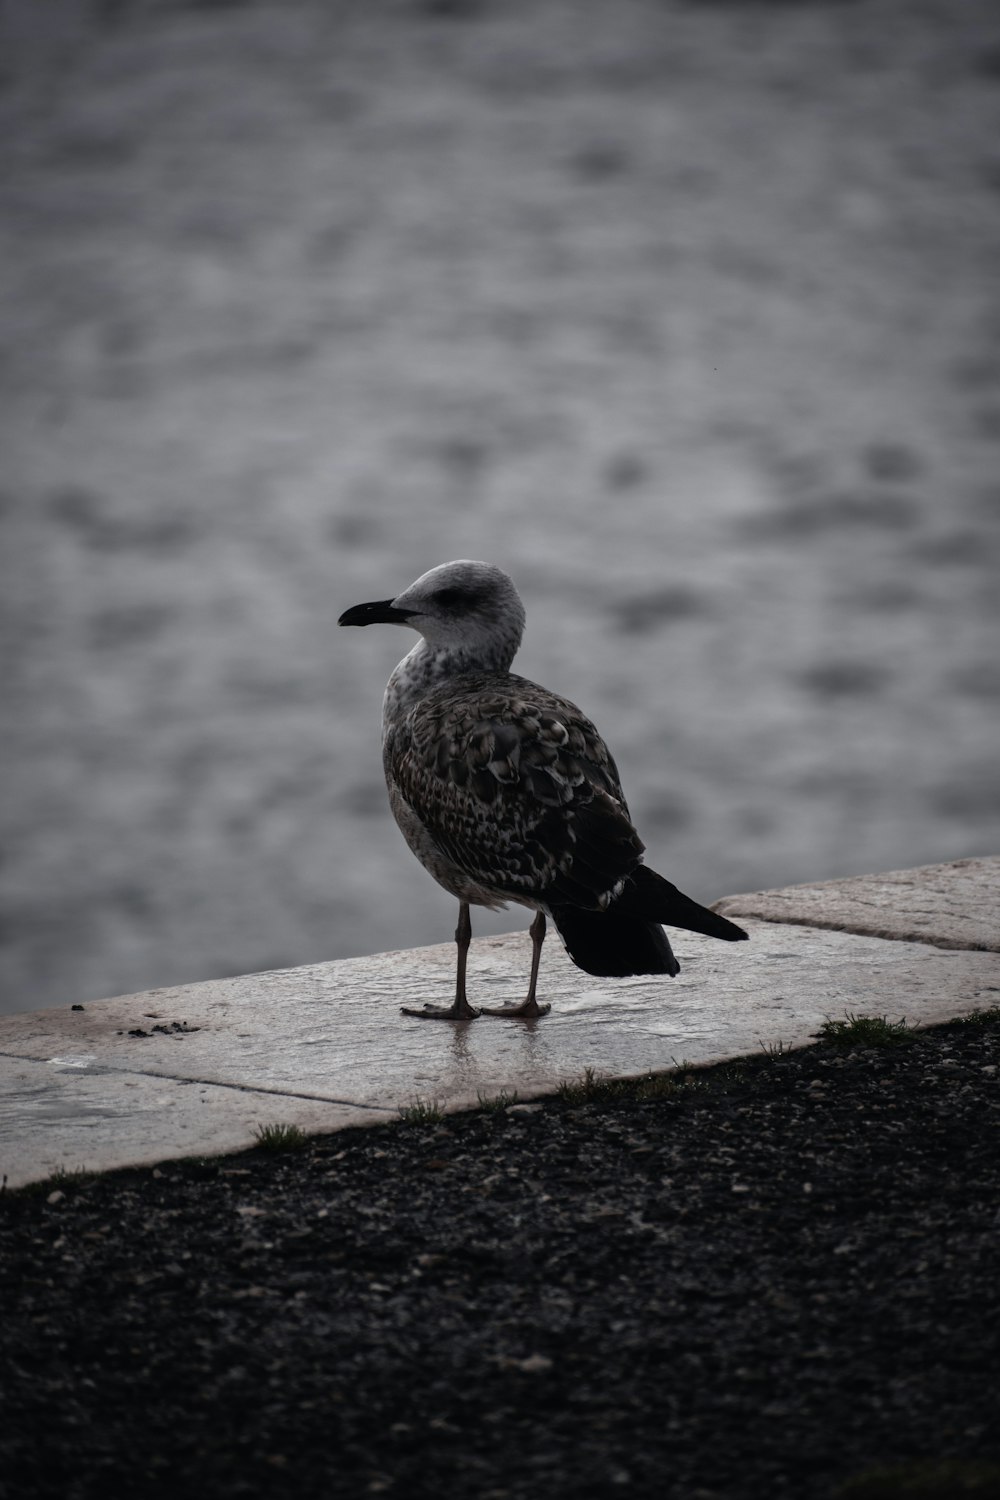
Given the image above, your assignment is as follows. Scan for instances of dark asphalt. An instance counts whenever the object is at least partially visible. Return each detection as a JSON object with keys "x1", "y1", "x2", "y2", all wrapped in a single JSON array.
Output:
[{"x1": 2, "y1": 1012, "x2": 999, "y2": 1500}]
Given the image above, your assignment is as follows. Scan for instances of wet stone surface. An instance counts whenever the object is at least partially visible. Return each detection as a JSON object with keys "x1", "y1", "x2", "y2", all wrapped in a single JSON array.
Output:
[{"x1": 2, "y1": 1014, "x2": 998, "y2": 1500}]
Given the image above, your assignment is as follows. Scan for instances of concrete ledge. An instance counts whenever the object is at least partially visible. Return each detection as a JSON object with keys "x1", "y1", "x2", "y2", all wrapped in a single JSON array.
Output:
[
  {"x1": 714, "y1": 855, "x2": 1000, "y2": 951},
  {"x1": 2, "y1": 858, "x2": 997, "y2": 1189}
]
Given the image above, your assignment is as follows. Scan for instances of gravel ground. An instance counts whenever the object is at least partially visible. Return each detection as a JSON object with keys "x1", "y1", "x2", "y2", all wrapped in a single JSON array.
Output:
[{"x1": 3, "y1": 1012, "x2": 999, "y2": 1500}]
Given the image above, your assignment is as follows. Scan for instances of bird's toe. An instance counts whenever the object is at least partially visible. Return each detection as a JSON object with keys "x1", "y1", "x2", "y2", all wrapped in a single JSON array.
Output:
[{"x1": 400, "y1": 1002, "x2": 481, "y2": 1021}]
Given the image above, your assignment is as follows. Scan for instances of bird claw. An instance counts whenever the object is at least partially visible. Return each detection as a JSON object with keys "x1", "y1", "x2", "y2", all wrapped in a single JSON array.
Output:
[
  {"x1": 400, "y1": 1003, "x2": 481, "y2": 1021},
  {"x1": 479, "y1": 1001, "x2": 551, "y2": 1020}
]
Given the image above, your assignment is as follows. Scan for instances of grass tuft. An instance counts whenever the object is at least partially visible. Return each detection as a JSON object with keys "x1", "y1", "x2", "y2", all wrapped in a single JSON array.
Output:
[
  {"x1": 252, "y1": 1122, "x2": 308, "y2": 1152},
  {"x1": 557, "y1": 1066, "x2": 709, "y2": 1105},
  {"x1": 631, "y1": 1072, "x2": 685, "y2": 1101},
  {"x1": 950, "y1": 1002, "x2": 1000, "y2": 1027},
  {"x1": 634, "y1": 1069, "x2": 711, "y2": 1099},
  {"x1": 7, "y1": 1165, "x2": 96, "y2": 1197},
  {"x1": 556, "y1": 1066, "x2": 617, "y2": 1104},
  {"x1": 398, "y1": 1098, "x2": 444, "y2": 1125},
  {"x1": 817, "y1": 1012, "x2": 915, "y2": 1048},
  {"x1": 476, "y1": 1088, "x2": 520, "y2": 1112}
]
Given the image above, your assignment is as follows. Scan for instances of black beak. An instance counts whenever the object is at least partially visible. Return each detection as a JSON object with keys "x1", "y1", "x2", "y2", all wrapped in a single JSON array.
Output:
[{"x1": 338, "y1": 598, "x2": 415, "y2": 628}]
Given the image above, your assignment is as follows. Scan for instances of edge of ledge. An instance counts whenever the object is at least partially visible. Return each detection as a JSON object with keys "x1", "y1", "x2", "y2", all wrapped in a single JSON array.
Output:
[
  {"x1": 713, "y1": 855, "x2": 1000, "y2": 954},
  {"x1": 2, "y1": 856, "x2": 997, "y2": 1189}
]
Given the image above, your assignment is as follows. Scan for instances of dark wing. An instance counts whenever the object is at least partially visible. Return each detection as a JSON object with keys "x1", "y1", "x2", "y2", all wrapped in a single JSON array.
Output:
[{"x1": 384, "y1": 673, "x2": 645, "y2": 909}]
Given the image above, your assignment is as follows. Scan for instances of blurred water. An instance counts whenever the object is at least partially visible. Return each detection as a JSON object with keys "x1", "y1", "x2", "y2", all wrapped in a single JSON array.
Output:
[{"x1": 2, "y1": 0, "x2": 999, "y2": 1013}]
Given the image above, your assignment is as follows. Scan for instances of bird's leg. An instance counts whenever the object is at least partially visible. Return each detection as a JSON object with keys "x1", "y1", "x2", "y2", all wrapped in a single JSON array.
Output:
[
  {"x1": 401, "y1": 901, "x2": 481, "y2": 1020},
  {"x1": 480, "y1": 910, "x2": 551, "y2": 1019}
]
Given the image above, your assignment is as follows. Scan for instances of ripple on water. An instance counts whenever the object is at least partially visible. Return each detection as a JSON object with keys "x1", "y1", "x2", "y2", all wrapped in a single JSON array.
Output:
[{"x1": 794, "y1": 661, "x2": 894, "y2": 699}]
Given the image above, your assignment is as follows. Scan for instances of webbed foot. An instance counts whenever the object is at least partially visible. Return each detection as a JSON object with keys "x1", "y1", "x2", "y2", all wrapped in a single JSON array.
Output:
[
  {"x1": 401, "y1": 1002, "x2": 480, "y2": 1021},
  {"x1": 479, "y1": 999, "x2": 551, "y2": 1019}
]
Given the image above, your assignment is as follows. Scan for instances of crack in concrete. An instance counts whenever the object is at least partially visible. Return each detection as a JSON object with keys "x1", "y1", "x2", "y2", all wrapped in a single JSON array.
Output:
[
  {"x1": 717, "y1": 913, "x2": 998, "y2": 952},
  {"x1": 0, "y1": 1050, "x2": 397, "y2": 1113}
]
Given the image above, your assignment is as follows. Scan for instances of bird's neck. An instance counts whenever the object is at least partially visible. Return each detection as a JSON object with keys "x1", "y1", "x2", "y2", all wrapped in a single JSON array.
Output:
[{"x1": 383, "y1": 637, "x2": 514, "y2": 726}]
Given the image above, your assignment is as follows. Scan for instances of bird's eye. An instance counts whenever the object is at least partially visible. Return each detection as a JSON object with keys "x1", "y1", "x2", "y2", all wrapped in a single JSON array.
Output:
[{"x1": 433, "y1": 586, "x2": 472, "y2": 608}]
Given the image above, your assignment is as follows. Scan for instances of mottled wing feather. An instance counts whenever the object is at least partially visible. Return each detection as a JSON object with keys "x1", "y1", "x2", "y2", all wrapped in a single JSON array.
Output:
[{"x1": 384, "y1": 672, "x2": 645, "y2": 908}]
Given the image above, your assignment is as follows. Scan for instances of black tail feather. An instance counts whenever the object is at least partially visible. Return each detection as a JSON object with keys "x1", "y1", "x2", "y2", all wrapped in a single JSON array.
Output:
[
  {"x1": 550, "y1": 864, "x2": 748, "y2": 979},
  {"x1": 621, "y1": 865, "x2": 749, "y2": 942},
  {"x1": 551, "y1": 904, "x2": 681, "y2": 978}
]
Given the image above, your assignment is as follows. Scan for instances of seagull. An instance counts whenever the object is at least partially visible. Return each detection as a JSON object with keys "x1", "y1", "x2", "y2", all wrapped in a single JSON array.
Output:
[{"x1": 339, "y1": 559, "x2": 747, "y2": 1020}]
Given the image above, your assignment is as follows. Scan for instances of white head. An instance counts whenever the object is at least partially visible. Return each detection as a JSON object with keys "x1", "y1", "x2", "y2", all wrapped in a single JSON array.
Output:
[{"x1": 339, "y1": 559, "x2": 526, "y2": 672}]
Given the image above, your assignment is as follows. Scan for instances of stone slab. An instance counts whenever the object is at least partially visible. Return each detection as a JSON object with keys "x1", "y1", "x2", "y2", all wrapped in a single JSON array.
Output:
[
  {"x1": 714, "y1": 856, "x2": 1000, "y2": 952},
  {"x1": 2, "y1": 907, "x2": 998, "y2": 1189},
  {"x1": 0, "y1": 1054, "x2": 392, "y2": 1191}
]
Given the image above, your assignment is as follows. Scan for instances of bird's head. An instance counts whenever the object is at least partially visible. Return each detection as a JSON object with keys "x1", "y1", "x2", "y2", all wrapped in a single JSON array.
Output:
[{"x1": 339, "y1": 559, "x2": 526, "y2": 666}]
